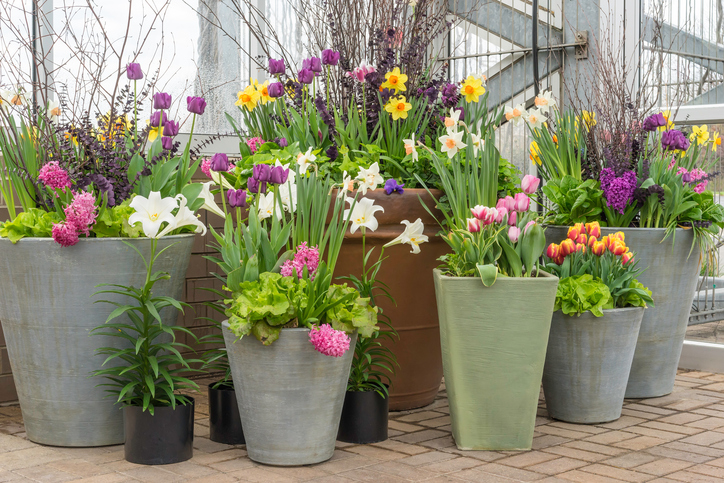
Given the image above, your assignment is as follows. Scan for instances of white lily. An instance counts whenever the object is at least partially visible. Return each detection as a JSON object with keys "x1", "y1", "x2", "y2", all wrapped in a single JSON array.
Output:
[
  {"x1": 344, "y1": 196, "x2": 384, "y2": 234},
  {"x1": 157, "y1": 195, "x2": 207, "y2": 238},
  {"x1": 504, "y1": 104, "x2": 527, "y2": 126},
  {"x1": 297, "y1": 147, "x2": 316, "y2": 174},
  {"x1": 403, "y1": 132, "x2": 419, "y2": 162},
  {"x1": 384, "y1": 218, "x2": 428, "y2": 254},
  {"x1": 525, "y1": 108, "x2": 547, "y2": 130},
  {"x1": 128, "y1": 191, "x2": 178, "y2": 238},
  {"x1": 199, "y1": 181, "x2": 226, "y2": 219},
  {"x1": 338, "y1": 170, "x2": 356, "y2": 199},
  {"x1": 534, "y1": 90, "x2": 557, "y2": 114},
  {"x1": 356, "y1": 162, "x2": 384, "y2": 195},
  {"x1": 439, "y1": 129, "x2": 467, "y2": 159},
  {"x1": 257, "y1": 191, "x2": 283, "y2": 220},
  {"x1": 444, "y1": 107, "x2": 461, "y2": 130}
]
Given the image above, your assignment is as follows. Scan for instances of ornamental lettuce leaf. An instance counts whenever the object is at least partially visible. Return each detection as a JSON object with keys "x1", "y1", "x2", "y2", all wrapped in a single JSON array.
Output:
[
  {"x1": 555, "y1": 274, "x2": 614, "y2": 317},
  {"x1": 0, "y1": 208, "x2": 62, "y2": 243},
  {"x1": 325, "y1": 284, "x2": 379, "y2": 338},
  {"x1": 92, "y1": 201, "x2": 143, "y2": 238},
  {"x1": 616, "y1": 279, "x2": 653, "y2": 309}
]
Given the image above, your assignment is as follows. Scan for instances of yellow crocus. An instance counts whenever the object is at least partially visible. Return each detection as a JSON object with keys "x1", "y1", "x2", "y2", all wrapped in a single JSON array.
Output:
[
  {"x1": 384, "y1": 96, "x2": 412, "y2": 120},
  {"x1": 460, "y1": 75, "x2": 486, "y2": 103},
  {"x1": 381, "y1": 67, "x2": 408, "y2": 92},
  {"x1": 235, "y1": 85, "x2": 261, "y2": 111},
  {"x1": 692, "y1": 125, "x2": 710, "y2": 145}
]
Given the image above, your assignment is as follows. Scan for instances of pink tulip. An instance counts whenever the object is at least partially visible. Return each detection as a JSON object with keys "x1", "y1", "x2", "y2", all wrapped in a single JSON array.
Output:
[
  {"x1": 470, "y1": 205, "x2": 487, "y2": 220},
  {"x1": 508, "y1": 226, "x2": 521, "y2": 242},
  {"x1": 524, "y1": 220, "x2": 536, "y2": 234},
  {"x1": 502, "y1": 195, "x2": 516, "y2": 212},
  {"x1": 496, "y1": 198, "x2": 507, "y2": 211},
  {"x1": 507, "y1": 210, "x2": 517, "y2": 226},
  {"x1": 521, "y1": 175, "x2": 540, "y2": 194},
  {"x1": 346, "y1": 63, "x2": 376, "y2": 82},
  {"x1": 514, "y1": 193, "x2": 530, "y2": 212},
  {"x1": 467, "y1": 217, "x2": 481, "y2": 233},
  {"x1": 495, "y1": 207, "x2": 508, "y2": 224},
  {"x1": 483, "y1": 207, "x2": 498, "y2": 225}
]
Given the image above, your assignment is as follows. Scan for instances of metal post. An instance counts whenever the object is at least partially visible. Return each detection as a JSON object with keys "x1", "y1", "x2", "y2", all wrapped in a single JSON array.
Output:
[{"x1": 532, "y1": 0, "x2": 540, "y2": 96}]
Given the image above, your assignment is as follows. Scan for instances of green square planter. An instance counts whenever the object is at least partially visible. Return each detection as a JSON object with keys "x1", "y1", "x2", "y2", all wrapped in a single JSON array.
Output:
[{"x1": 433, "y1": 269, "x2": 559, "y2": 450}]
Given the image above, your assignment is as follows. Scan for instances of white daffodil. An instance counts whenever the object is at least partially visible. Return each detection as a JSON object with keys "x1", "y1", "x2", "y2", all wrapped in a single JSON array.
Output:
[
  {"x1": 534, "y1": 90, "x2": 557, "y2": 114},
  {"x1": 199, "y1": 181, "x2": 226, "y2": 219},
  {"x1": 525, "y1": 108, "x2": 547, "y2": 130},
  {"x1": 444, "y1": 107, "x2": 461, "y2": 131},
  {"x1": 439, "y1": 129, "x2": 467, "y2": 159},
  {"x1": 403, "y1": 132, "x2": 419, "y2": 162},
  {"x1": 0, "y1": 89, "x2": 25, "y2": 107},
  {"x1": 297, "y1": 147, "x2": 316, "y2": 174},
  {"x1": 338, "y1": 170, "x2": 356, "y2": 199},
  {"x1": 356, "y1": 162, "x2": 384, "y2": 195},
  {"x1": 46, "y1": 99, "x2": 61, "y2": 123},
  {"x1": 470, "y1": 131, "x2": 484, "y2": 156},
  {"x1": 344, "y1": 196, "x2": 384, "y2": 234},
  {"x1": 257, "y1": 191, "x2": 283, "y2": 220},
  {"x1": 278, "y1": 182, "x2": 297, "y2": 213},
  {"x1": 383, "y1": 218, "x2": 428, "y2": 254},
  {"x1": 504, "y1": 104, "x2": 527, "y2": 126},
  {"x1": 157, "y1": 195, "x2": 207, "y2": 238},
  {"x1": 128, "y1": 191, "x2": 178, "y2": 238}
]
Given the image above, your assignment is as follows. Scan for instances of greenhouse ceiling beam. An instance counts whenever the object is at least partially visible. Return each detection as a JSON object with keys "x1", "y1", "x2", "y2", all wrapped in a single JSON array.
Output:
[
  {"x1": 484, "y1": 54, "x2": 562, "y2": 107},
  {"x1": 685, "y1": 83, "x2": 724, "y2": 106}
]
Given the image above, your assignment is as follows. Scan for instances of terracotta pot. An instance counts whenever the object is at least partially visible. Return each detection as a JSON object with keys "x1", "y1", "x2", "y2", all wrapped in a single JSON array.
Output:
[{"x1": 334, "y1": 189, "x2": 449, "y2": 410}]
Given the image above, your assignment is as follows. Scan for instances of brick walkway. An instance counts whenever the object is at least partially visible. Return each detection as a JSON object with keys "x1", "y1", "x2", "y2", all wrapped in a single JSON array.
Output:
[{"x1": 1, "y1": 371, "x2": 724, "y2": 482}]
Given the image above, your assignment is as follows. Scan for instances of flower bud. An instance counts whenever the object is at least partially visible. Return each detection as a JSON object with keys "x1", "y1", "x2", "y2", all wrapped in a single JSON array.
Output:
[
  {"x1": 252, "y1": 163, "x2": 272, "y2": 182},
  {"x1": 210, "y1": 153, "x2": 230, "y2": 172},
  {"x1": 560, "y1": 238, "x2": 576, "y2": 256},
  {"x1": 161, "y1": 136, "x2": 173, "y2": 150},
  {"x1": 153, "y1": 92, "x2": 172, "y2": 110},
  {"x1": 507, "y1": 210, "x2": 517, "y2": 226},
  {"x1": 508, "y1": 226, "x2": 521, "y2": 242},
  {"x1": 187, "y1": 96, "x2": 207, "y2": 115},
  {"x1": 585, "y1": 221, "x2": 601, "y2": 239},
  {"x1": 226, "y1": 189, "x2": 248, "y2": 208},
  {"x1": 269, "y1": 58, "x2": 285, "y2": 75},
  {"x1": 513, "y1": 192, "x2": 530, "y2": 212},
  {"x1": 126, "y1": 63, "x2": 143, "y2": 80},
  {"x1": 576, "y1": 243, "x2": 587, "y2": 253},
  {"x1": 521, "y1": 174, "x2": 541, "y2": 195},
  {"x1": 592, "y1": 240, "x2": 606, "y2": 256},
  {"x1": 268, "y1": 82, "x2": 285, "y2": 98}
]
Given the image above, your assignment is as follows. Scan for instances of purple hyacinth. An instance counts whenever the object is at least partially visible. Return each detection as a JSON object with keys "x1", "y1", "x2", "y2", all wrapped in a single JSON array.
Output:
[
  {"x1": 662, "y1": 129, "x2": 690, "y2": 151},
  {"x1": 600, "y1": 168, "x2": 638, "y2": 214}
]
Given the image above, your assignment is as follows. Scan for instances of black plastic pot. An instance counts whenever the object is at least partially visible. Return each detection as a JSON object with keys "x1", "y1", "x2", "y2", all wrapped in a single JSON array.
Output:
[
  {"x1": 124, "y1": 397, "x2": 194, "y2": 465},
  {"x1": 337, "y1": 390, "x2": 389, "y2": 443},
  {"x1": 208, "y1": 382, "x2": 245, "y2": 445}
]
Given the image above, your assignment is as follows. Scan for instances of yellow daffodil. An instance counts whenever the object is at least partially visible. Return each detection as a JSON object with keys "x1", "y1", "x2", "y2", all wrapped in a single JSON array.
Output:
[
  {"x1": 381, "y1": 67, "x2": 407, "y2": 92},
  {"x1": 582, "y1": 110, "x2": 597, "y2": 129},
  {"x1": 712, "y1": 132, "x2": 721, "y2": 152},
  {"x1": 148, "y1": 125, "x2": 161, "y2": 142},
  {"x1": 235, "y1": 85, "x2": 261, "y2": 111},
  {"x1": 692, "y1": 125, "x2": 710, "y2": 145},
  {"x1": 384, "y1": 95, "x2": 412, "y2": 120},
  {"x1": 530, "y1": 141, "x2": 542, "y2": 165},
  {"x1": 659, "y1": 110, "x2": 675, "y2": 132},
  {"x1": 256, "y1": 80, "x2": 275, "y2": 105},
  {"x1": 460, "y1": 75, "x2": 486, "y2": 103}
]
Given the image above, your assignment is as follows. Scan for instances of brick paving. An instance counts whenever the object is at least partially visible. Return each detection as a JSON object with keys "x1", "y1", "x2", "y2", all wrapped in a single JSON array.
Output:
[{"x1": 0, "y1": 370, "x2": 724, "y2": 481}]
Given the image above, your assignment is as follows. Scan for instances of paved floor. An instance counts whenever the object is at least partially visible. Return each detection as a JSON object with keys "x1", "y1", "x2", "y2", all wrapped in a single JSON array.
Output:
[{"x1": 1, "y1": 371, "x2": 724, "y2": 482}]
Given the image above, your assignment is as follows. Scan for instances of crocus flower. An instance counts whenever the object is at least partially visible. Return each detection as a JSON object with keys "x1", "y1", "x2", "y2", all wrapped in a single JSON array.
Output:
[
  {"x1": 560, "y1": 238, "x2": 576, "y2": 256},
  {"x1": 467, "y1": 218, "x2": 481, "y2": 233},
  {"x1": 163, "y1": 120, "x2": 180, "y2": 137},
  {"x1": 252, "y1": 163, "x2": 272, "y2": 182},
  {"x1": 321, "y1": 49, "x2": 340, "y2": 66},
  {"x1": 153, "y1": 92, "x2": 172, "y2": 110},
  {"x1": 507, "y1": 211, "x2": 517, "y2": 226},
  {"x1": 226, "y1": 189, "x2": 248, "y2": 208},
  {"x1": 344, "y1": 197, "x2": 384, "y2": 234},
  {"x1": 187, "y1": 96, "x2": 207, "y2": 115},
  {"x1": 126, "y1": 63, "x2": 143, "y2": 80},
  {"x1": 38, "y1": 161, "x2": 72, "y2": 190},
  {"x1": 128, "y1": 191, "x2": 178, "y2": 238},
  {"x1": 585, "y1": 221, "x2": 601, "y2": 238},
  {"x1": 384, "y1": 178, "x2": 405, "y2": 195},
  {"x1": 309, "y1": 324, "x2": 350, "y2": 357},
  {"x1": 149, "y1": 111, "x2": 165, "y2": 127},
  {"x1": 268, "y1": 82, "x2": 285, "y2": 98},
  {"x1": 298, "y1": 68, "x2": 314, "y2": 84},
  {"x1": 521, "y1": 175, "x2": 540, "y2": 194},
  {"x1": 513, "y1": 192, "x2": 530, "y2": 212},
  {"x1": 269, "y1": 58, "x2": 285, "y2": 75},
  {"x1": 508, "y1": 226, "x2": 521, "y2": 242},
  {"x1": 384, "y1": 218, "x2": 428, "y2": 254},
  {"x1": 210, "y1": 153, "x2": 230, "y2": 172},
  {"x1": 546, "y1": 243, "x2": 560, "y2": 259},
  {"x1": 161, "y1": 136, "x2": 173, "y2": 150}
]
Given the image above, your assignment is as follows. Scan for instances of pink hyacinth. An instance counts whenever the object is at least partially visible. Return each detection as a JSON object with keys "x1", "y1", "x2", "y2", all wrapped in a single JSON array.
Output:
[
  {"x1": 246, "y1": 136, "x2": 265, "y2": 154},
  {"x1": 694, "y1": 181, "x2": 708, "y2": 194},
  {"x1": 281, "y1": 242, "x2": 320, "y2": 279},
  {"x1": 200, "y1": 158, "x2": 236, "y2": 179},
  {"x1": 690, "y1": 168, "x2": 707, "y2": 182},
  {"x1": 308, "y1": 324, "x2": 351, "y2": 357},
  {"x1": 38, "y1": 161, "x2": 72, "y2": 190},
  {"x1": 52, "y1": 222, "x2": 79, "y2": 247},
  {"x1": 64, "y1": 191, "x2": 97, "y2": 236}
]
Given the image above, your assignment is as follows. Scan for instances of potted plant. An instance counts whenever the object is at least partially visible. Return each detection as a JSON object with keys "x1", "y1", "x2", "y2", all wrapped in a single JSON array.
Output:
[
  {"x1": 91, "y1": 191, "x2": 207, "y2": 464},
  {"x1": 526, "y1": 90, "x2": 724, "y2": 398},
  {"x1": 541, "y1": 222, "x2": 653, "y2": 423},
  {"x1": 418, "y1": 116, "x2": 557, "y2": 450},
  {"x1": 0, "y1": 65, "x2": 219, "y2": 446},
  {"x1": 208, "y1": 165, "x2": 379, "y2": 466}
]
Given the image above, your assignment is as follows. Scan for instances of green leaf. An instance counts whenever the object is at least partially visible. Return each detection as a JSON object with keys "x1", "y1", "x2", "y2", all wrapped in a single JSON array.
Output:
[{"x1": 477, "y1": 264, "x2": 498, "y2": 287}]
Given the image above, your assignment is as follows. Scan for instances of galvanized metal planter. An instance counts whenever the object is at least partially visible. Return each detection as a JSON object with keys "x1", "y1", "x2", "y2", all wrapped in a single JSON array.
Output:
[
  {"x1": 222, "y1": 323, "x2": 357, "y2": 466},
  {"x1": 542, "y1": 307, "x2": 645, "y2": 424},
  {"x1": 545, "y1": 226, "x2": 699, "y2": 398},
  {"x1": 433, "y1": 269, "x2": 558, "y2": 450},
  {"x1": 0, "y1": 235, "x2": 195, "y2": 447}
]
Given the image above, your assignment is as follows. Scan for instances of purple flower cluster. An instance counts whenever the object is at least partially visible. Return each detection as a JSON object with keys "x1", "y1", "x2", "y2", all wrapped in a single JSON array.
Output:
[
  {"x1": 600, "y1": 168, "x2": 638, "y2": 214},
  {"x1": 662, "y1": 129, "x2": 690, "y2": 151},
  {"x1": 441, "y1": 83, "x2": 460, "y2": 109}
]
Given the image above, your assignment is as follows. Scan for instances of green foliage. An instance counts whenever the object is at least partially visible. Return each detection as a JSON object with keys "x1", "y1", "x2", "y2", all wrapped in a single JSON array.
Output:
[
  {"x1": 528, "y1": 109, "x2": 586, "y2": 182},
  {"x1": 0, "y1": 208, "x2": 62, "y2": 243},
  {"x1": 555, "y1": 274, "x2": 613, "y2": 317},
  {"x1": 543, "y1": 176, "x2": 604, "y2": 225},
  {"x1": 91, "y1": 240, "x2": 201, "y2": 414},
  {"x1": 92, "y1": 201, "x2": 144, "y2": 238}
]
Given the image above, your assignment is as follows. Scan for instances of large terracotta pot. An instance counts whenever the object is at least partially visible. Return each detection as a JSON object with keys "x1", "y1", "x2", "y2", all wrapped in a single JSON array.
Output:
[{"x1": 334, "y1": 189, "x2": 449, "y2": 410}]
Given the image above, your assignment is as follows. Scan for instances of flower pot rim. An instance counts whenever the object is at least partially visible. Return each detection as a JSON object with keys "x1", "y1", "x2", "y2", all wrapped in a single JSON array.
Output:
[
  {"x1": 433, "y1": 268, "x2": 558, "y2": 282},
  {"x1": 553, "y1": 306, "x2": 646, "y2": 317},
  {"x1": 0, "y1": 233, "x2": 196, "y2": 243},
  {"x1": 221, "y1": 321, "x2": 312, "y2": 333},
  {"x1": 208, "y1": 381, "x2": 234, "y2": 391},
  {"x1": 126, "y1": 396, "x2": 195, "y2": 411}
]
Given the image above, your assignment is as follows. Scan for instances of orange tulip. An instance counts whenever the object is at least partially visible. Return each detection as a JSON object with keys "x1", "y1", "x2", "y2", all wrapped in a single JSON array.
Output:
[
  {"x1": 546, "y1": 243, "x2": 560, "y2": 259},
  {"x1": 591, "y1": 240, "x2": 606, "y2": 256},
  {"x1": 567, "y1": 223, "x2": 584, "y2": 241},
  {"x1": 554, "y1": 255, "x2": 565, "y2": 265},
  {"x1": 601, "y1": 235, "x2": 611, "y2": 249},
  {"x1": 560, "y1": 238, "x2": 576, "y2": 256},
  {"x1": 585, "y1": 221, "x2": 601, "y2": 239}
]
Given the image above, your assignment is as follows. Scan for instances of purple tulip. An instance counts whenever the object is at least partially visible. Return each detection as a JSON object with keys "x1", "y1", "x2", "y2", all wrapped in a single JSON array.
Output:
[
  {"x1": 153, "y1": 92, "x2": 172, "y2": 110},
  {"x1": 247, "y1": 176, "x2": 267, "y2": 194},
  {"x1": 252, "y1": 163, "x2": 272, "y2": 182},
  {"x1": 126, "y1": 63, "x2": 143, "y2": 80},
  {"x1": 277, "y1": 137, "x2": 288, "y2": 147},
  {"x1": 187, "y1": 96, "x2": 207, "y2": 115},
  {"x1": 384, "y1": 178, "x2": 405, "y2": 195},
  {"x1": 269, "y1": 58, "x2": 285, "y2": 75},
  {"x1": 149, "y1": 111, "x2": 165, "y2": 127},
  {"x1": 321, "y1": 49, "x2": 340, "y2": 66},
  {"x1": 226, "y1": 189, "x2": 248, "y2": 208},
  {"x1": 662, "y1": 129, "x2": 690, "y2": 151},
  {"x1": 682, "y1": 172, "x2": 692, "y2": 183},
  {"x1": 269, "y1": 165, "x2": 290, "y2": 185},
  {"x1": 163, "y1": 119, "x2": 180, "y2": 137},
  {"x1": 298, "y1": 68, "x2": 314, "y2": 84},
  {"x1": 210, "y1": 153, "x2": 229, "y2": 172},
  {"x1": 643, "y1": 112, "x2": 667, "y2": 132},
  {"x1": 268, "y1": 82, "x2": 285, "y2": 98},
  {"x1": 303, "y1": 57, "x2": 322, "y2": 73},
  {"x1": 161, "y1": 136, "x2": 173, "y2": 150}
]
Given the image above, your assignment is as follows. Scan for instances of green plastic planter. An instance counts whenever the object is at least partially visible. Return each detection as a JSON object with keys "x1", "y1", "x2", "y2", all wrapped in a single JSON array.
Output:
[{"x1": 433, "y1": 269, "x2": 559, "y2": 450}]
